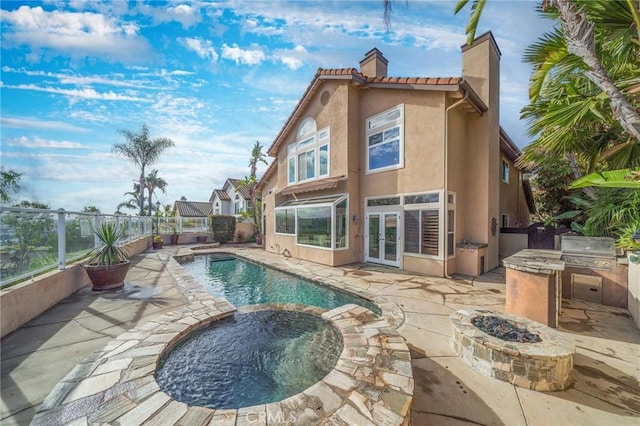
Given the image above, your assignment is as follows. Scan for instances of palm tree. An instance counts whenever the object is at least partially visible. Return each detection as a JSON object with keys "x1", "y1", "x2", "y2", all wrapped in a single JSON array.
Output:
[
  {"x1": 116, "y1": 184, "x2": 141, "y2": 214},
  {"x1": 112, "y1": 124, "x2": 174, "y2": 216},
  {"x1": 451, "y1": 0, "x2": 640, "y2": 142},
  {"x1": 144, "y1": 169, "x2": 168, "y2": 216},
  {"x1": 238, "y1": 141, "x2": 268, "y2": 228}
]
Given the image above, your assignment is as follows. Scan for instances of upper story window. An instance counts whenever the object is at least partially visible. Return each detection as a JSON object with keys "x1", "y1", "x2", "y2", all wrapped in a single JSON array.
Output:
[
  {"x1": 502, "y1": 158, "x2": 510, "y2": 183},
  {"x1": 366, "y1": 104, "x2": 404, "y2": 174},
  {"x1": 287, "y1": 117, "x2": 330, "y2": 185}
]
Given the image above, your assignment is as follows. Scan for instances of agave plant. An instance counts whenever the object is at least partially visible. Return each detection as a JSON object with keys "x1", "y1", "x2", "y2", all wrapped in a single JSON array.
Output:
[{"x1": 87, "y1": 222, "x2": 130, "y2": 266}]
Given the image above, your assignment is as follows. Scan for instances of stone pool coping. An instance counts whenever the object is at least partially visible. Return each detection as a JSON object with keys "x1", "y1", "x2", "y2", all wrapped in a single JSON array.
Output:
[
  {"x1": 33, "y1": 254, "x2": 413, "y2": 425},
  {"x1": 451, "y1": 309, "x2": 575, "y2": 392}
]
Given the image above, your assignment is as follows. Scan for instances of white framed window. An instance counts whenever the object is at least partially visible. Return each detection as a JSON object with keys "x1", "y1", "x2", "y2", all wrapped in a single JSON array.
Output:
[
  {"x1": 287, "y1": 118, "x2": 330, "y2": 185},
  {"x1": 366, "y1": 104, "x2": 404, "y2": 174},
  {"x1": 234, "y1": 194, "x2": 242, "y2": 214},
  {"x1": 502, "y1": 158, "x2": 510, "y2": 183},
  {"x1": 214, "y1": 201, "x2": 220, "y2": 215}
]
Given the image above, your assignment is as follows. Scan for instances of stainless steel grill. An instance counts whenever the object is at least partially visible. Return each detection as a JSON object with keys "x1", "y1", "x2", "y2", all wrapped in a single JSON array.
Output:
[{"x1": 560, "y1": 236, "x2": 616, "y2": 271}]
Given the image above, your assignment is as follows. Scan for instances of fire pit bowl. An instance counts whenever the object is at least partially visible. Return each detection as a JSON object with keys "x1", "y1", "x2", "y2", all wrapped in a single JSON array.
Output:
[{"x1": 451, "y1": 309, "x2": 574, "y2": 391}]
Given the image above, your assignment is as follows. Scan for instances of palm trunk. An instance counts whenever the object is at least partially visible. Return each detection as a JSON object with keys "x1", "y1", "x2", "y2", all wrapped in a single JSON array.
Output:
[
  {"x1": 139, "y1": 166, "x2": 146, "y2": 217},
  {"x1": 566, "y1": 153, "x2": 597, "y2": 199},
  {"x1": 551, "y1": 0, "x2": 640, "y2": 141},
  {"x1": 148, "y1": 188, "x2": 154, "y2": 216}
]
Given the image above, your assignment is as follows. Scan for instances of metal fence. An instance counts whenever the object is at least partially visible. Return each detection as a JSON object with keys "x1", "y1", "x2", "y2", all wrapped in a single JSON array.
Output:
[{"x1": 0, "y1": 207, "x2": 153, "y2": 288}]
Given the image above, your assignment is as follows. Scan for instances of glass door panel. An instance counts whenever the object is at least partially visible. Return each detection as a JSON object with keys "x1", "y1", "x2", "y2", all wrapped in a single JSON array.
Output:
[
  {"x1": 368, "y1": 214, "x2": 380, "y2": 259},
  {"x1": 384, "y1": 214, "x2": 397, "y2": 262},
  {"x1": 365, "y1": 212, "x2": 400, "y2": 267}
]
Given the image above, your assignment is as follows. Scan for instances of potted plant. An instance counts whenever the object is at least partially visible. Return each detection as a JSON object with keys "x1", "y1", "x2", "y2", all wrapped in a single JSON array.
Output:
[
  {"x1": 152, "y1": 234, "x2": 164, "y2": 249},
  {"x1": 169, "y1": 223, "x2": 179, "y2": 245},
  {"x1": 83, "y1": 222, "x2": 130, "y2": 291}
]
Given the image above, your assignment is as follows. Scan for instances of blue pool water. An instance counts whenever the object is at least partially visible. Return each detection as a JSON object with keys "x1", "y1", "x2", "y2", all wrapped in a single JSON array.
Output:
[
  {"x1": 157, "y1": 310, "x2": 343, "y2": 409},
  {"x1": 182, "y1": 255, "x2": 381, "y2": 314}
]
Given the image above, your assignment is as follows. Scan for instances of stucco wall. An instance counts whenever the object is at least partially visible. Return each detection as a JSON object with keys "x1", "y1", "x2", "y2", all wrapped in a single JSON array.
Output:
[
  {"x1": 0, "y1": 236, "x2": 151, "y2": 338},
  {"x1": 499, "y1": 233, "x2": 528, "y2": 258},
  {"x1": 628, "y1": 254, "x2": 640, "y2": 328}
]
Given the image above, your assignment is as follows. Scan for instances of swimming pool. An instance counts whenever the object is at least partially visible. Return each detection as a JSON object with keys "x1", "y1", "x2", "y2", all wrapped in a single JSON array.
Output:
[{"x1": 182, "y1": 254, "x2": 381, "y2": 314}]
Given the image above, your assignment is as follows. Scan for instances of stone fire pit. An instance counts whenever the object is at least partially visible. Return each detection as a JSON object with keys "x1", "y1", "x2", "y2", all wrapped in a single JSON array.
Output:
[{"x1": 451, "y1": 310, "x2": 574, "y2": 391}]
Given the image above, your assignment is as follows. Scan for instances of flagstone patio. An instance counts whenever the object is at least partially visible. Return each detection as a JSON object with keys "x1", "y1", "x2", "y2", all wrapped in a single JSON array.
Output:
[{"x1": 1, "y1": 245, "x2": 639, "y2": 425}]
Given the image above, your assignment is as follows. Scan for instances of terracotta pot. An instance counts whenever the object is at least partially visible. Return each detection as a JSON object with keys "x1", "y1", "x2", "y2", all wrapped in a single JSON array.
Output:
[
  {"x1": 196, "y1": 236, "x2": 207, "y2": 243},
  {"x1": 84, "y1": 261, "x2": 130, "y2": 291},
  {"x1": 170, "y1": 234, "x2": 179, "y2": 245},
  {"x1": 152, "y1": 241, "x2": 163, "y2": 249}
]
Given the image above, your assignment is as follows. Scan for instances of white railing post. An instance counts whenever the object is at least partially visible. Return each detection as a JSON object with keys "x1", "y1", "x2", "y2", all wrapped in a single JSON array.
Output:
[
  {"x1": 57, "y1": 209, "x2": 66, "y2": 270},
  {"x1": 93, "y1": 214, "x2": 101, "y2": 248},
  {"x1": 128, "y1": 216, "x2": 133, "y2": 241}
]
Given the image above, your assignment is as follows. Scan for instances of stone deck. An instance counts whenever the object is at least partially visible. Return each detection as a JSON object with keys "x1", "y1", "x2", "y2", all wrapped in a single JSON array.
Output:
[{"x1": 2, "y1": 245, "x2": 639, "y2": 425}]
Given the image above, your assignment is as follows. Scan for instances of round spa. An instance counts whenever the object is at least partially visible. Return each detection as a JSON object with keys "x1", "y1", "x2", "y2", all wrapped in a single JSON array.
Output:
[{"x1": 156, "y1": 308, "x2": 343, "y2": 409}]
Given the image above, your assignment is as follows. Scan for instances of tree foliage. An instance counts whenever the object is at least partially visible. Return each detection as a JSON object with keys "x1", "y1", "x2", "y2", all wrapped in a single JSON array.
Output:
[
  {"x1": 112, "y1": 124, "x2": 174, "y2": 216},
  {"x1": 1, "y1": 169, "x2": 22, "y2": 204}
]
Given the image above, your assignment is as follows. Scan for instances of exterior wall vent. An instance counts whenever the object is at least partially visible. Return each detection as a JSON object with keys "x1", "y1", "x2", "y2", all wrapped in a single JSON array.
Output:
[{"x1": 321, "y1": 90, "x2": 330, "y2": 105}]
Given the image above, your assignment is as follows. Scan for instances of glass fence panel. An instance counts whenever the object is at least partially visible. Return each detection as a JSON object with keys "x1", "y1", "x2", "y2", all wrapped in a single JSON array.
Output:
[
  {"x1": 0, "y1": 208, "x2": 152, "y2": 288},
  {"x1": 65, "y1": 214, "x2": 95, "y2": 263},
  {"x1": 0, "y1": 210, "x2": 58, "y2": 285}
]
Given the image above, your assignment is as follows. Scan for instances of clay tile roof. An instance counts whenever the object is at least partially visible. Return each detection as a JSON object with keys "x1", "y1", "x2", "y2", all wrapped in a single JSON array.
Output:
[{"x1": 174, "y1": 200, "x2": 212, "y2": 217}]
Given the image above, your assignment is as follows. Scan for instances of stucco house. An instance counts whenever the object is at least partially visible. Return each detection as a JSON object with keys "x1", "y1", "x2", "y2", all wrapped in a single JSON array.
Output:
[
  {"x1": 209, "y1": 178, "x2": 252, "y2": 216},
  {"x1": 258, "y1": 32, "x2": 534, "y2": 277}
]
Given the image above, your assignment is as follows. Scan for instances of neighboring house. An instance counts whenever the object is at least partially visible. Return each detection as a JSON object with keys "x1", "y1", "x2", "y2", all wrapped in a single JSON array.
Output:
[
  {"x1": 499, "y1": 129, "x2": 536, "y2": 229},
  {"x1": 258, "y1": 32, "x2": 534, "y2": 277},
  {"x1": 209, "y1": 178, "x2": 252, "y2": 217}
]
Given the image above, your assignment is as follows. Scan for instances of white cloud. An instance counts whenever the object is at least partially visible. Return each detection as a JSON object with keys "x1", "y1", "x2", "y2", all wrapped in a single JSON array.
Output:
[
  {"x1": 179, "y1": 37, "x2": 218, "y2": 62},
  {"x1": 0, "y1": 5, "x2": 153, "y2": 64},
  {"x1": 1, "y1": 66, "x2": 157, "y2": 89},
  {"x1": 136, "y1": 2, "x2": 202, "y2": 29},
  {"x1": 8, "y1": 136, "x2": 85, "y2": 149},
  {"x1": 0, "y1": 117, "x2": 90, "y2": 132},
  {"x1": 6, "y1": 83, "x2": 151, "y2": 102},
  {"x1": 221, "y1": 43, "x2": 266, "y2": 66},
  {"x1": 273, "y1": 45, "x2": 308, "y2": 70}
]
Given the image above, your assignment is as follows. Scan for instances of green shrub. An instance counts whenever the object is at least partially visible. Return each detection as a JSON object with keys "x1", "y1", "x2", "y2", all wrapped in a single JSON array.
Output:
[{"x1": 210, "y1": 215, "x2": 236, "y2": 243}]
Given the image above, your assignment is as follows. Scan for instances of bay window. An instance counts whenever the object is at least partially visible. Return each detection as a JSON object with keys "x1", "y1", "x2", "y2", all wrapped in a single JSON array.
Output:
[{"x1": 274, "y1": 195, "x2": 348, "y2": 250}]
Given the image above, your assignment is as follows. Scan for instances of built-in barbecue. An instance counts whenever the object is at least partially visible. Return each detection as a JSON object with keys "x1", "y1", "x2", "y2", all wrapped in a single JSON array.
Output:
[{"x1": 560, "y1": 236, "x2": 628, "y2": 307}]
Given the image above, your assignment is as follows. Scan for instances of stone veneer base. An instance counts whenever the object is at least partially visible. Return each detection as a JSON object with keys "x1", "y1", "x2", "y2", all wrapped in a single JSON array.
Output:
[
  {"x1": 32, "y1": 255, "x2": 413, "y2": 426},
  {"x1": 450, "y1": 309, "x2": 575, "y2": 392}
]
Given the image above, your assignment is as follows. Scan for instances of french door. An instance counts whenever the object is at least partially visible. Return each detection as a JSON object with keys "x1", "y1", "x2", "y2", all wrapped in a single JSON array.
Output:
[{"x1": 365, "y1": 212, "x2": 401, "y2": 267}]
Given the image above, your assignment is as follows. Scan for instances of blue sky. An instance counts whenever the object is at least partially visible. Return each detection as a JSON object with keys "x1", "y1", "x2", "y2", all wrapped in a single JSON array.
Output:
[{"x1": 0, "y1": 0, "x2": 554, "y2": 214}]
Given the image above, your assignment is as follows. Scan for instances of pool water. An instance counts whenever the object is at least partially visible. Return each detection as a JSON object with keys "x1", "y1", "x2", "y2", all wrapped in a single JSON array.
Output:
[
  {"x1": 183, "y1": 255, "x2": 381, "y2": 314},
  {"x1": 156, "y1": 310, "x2": 343, "y2": 409}
]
